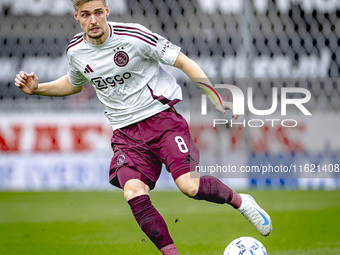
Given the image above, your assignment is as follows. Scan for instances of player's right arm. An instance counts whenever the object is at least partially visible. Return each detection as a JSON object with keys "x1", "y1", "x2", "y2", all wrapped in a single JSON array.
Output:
[{"x1": 14, "y1": 71, "x2": 83, "y2": 96}]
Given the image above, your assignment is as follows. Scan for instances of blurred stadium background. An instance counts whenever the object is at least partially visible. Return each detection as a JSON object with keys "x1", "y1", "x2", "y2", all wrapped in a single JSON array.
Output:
[{"x1": 0, "y1": 0, "x2": 339, "y2": 190}]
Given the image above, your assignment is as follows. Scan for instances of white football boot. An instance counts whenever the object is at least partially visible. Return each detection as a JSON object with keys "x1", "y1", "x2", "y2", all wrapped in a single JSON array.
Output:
[{"x1": 238, "y1": 194, "x2": 272, "y2": 236}]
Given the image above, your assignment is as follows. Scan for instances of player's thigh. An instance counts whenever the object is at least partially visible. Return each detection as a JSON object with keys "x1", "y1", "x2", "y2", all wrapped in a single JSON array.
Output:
[
  {"x1": 166, "y1": 129, "x2": 200, "y2": 180},
  {"x1": 174, "y1": 172, "x2": 201, "y2": 197},
  {"x1": 109, "y1": 126, "x2": 163, "y2": 190},
  {"x1": 150, "y1": 110, "x2": 200, "y2": 180}
]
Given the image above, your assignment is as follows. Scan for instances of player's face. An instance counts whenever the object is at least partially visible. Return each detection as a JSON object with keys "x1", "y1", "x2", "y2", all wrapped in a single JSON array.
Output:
[{"x1": 74, "y1": 0, "x2": 110, "y2": 45}]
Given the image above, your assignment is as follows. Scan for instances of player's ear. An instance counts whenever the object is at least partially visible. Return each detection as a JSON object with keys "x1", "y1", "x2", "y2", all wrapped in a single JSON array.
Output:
[
  {"x1": 106, "y1": 5, "x2": 110, "y2": 18},
  {"x1": 74, "y1": 10, "x2": 80, "y2": 22}
]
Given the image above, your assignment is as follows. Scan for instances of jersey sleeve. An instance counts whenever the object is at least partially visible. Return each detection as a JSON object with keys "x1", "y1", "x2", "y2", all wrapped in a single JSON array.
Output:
[
  {"x1": 66, "y1": 52, "x2": 88, "y2": 87},
  {"x1": 134, "y1": 24, "x2": 181, "y2": 66},
  {"x1": 152, "y1": 33, "x2": 181, "y2": 66}
]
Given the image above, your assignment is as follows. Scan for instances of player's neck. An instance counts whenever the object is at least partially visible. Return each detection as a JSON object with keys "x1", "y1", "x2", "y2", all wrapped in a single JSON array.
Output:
[{"x1": 85, "y1": 24, "x2": 110, "y2": 46}]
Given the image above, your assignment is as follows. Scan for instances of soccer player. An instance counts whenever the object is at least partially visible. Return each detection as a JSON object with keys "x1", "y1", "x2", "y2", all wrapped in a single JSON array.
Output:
[{"x1": 14, "y1": 0, "x2": 272, "y2": 254}]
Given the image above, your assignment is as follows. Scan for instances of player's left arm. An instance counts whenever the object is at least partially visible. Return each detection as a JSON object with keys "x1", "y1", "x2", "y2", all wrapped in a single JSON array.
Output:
[{"x1": 173, "y1": 52, "x2": 238, "y2": 119}]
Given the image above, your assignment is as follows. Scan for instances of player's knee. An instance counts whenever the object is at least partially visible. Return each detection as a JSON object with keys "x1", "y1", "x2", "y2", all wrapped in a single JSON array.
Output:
[
  {"x1": 124, "y1": 189, "x2": 135, "y2": 201},
  {"x1": 124, "y1": 188, "x2": 149, "y2": 201},
  {"x1": 175, "y1": 173, "x2": 200, "y2": 197},
  {"x1": 178, "y1": 181, "x2": 199, "y2": 197},
  {"x1": 123, "y1": 179, "x2": 150, "y2": 201}
]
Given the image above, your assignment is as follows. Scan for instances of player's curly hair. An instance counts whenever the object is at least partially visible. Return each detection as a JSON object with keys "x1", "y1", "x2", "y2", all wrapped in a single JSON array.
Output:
[{"x1": 71, "y1": 0, "x2": 108, "y2": 10}]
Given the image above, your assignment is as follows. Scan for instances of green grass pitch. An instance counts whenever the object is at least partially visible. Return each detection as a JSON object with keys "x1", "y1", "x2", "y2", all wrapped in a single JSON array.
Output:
[{"x1": 1, "y1": 190, "x2": 340, "y2": 254}]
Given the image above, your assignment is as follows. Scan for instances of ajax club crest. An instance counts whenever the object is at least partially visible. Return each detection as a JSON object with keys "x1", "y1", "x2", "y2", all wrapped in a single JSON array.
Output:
[
  {"x1": 116, "y1": 153, "x2": 126, "y2": 166},
  {"x1": 114, "y1": 51, "x2": 129, "y2": 67}
]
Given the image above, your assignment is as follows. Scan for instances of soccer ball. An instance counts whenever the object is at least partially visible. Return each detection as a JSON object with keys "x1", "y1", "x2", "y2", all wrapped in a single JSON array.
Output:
[{"x1": 223, "y1": 237, "x2": 267, "y2": 255}]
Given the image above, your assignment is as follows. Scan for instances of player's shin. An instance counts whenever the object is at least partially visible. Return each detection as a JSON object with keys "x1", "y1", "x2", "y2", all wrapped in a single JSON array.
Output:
[
  {"x1": 128, "y1": 194, "x2": 180, "y2": 254},
  {"x1": 192, "y1": 175, "x2": 242, "y2": 209}
]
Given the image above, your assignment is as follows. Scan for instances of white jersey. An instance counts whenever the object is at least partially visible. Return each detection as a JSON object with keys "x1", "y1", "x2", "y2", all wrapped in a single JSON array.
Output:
[{"x1": 67, "y1": 22, "x2": 182, "y2": 131}]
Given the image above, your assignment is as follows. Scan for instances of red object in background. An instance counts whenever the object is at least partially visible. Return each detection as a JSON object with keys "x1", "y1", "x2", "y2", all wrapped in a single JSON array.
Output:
[
  {"x1": 70, "y1": 124, "x2": 103, "y2": 151},
  {"x1": 33, "y1": 125, "x2": 61, "y2": 152},
  {"x1": 0, "y1": 125, "x2": 22, "y2": 152}
]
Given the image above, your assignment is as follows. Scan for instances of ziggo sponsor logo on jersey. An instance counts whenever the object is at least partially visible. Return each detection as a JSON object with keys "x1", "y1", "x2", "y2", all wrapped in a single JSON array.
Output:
[{"x1": 90, "y1": 72, "x2": 132, "y2": 89}]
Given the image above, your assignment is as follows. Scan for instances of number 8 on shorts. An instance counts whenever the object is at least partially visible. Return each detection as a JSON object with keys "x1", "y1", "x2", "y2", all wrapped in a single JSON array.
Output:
[{"x1": 175, "y1": 136, "x2": 189, "y2": 153}]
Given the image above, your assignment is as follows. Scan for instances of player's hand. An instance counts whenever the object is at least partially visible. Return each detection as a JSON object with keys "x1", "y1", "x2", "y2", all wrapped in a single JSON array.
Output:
[
  {"x1": 215, "y1": 100, "x2": 239, "y2": 120},
  {"x1": 14, "y1": 71, "x2": 39, "y2": 95}
]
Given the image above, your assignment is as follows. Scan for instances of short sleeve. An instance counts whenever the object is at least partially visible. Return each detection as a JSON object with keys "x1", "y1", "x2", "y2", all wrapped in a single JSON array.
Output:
[
  {"x1": 134, "y1": 24, "x2": 181, "y2": 66},
  {"x1": 152, "y1": 33, "x2": 181, "y2": 66},
  {"x1": 66, "y1": 53, "x2": 88, "y2": 87}
]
